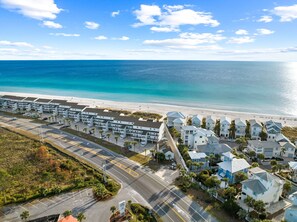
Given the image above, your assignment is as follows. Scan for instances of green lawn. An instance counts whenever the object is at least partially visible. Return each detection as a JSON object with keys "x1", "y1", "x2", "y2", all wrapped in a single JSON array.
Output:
[{"x1": 0, "y1": 127, "x2": 120, "y2": 206}]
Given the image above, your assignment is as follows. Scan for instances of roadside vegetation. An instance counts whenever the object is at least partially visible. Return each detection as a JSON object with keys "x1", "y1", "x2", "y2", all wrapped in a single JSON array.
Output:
[
  {"x1": 109, "y1": 201, "x2": 162, "y2": 222},
  {"x1": 282, "y1": 126, "x2": 297, "y2": 142},
  {"x1": 0, "y1": 127, "x2": 120, "y2": 206}
]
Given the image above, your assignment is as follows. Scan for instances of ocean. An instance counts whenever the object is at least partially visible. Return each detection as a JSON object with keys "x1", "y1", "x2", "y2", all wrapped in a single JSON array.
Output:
[{"x1": 0, "y1": 60, "x2": 296, "y2": 116}]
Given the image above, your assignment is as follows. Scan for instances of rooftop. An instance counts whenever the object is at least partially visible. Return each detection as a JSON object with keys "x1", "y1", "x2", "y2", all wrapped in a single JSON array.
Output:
[
  {"x1": 242, "y1": 179, "x2": 267, "y2": 194},
  {"x1": 1, "y1": 95, "x2": 25, "y2": 100},
  {"x1": 134, "y1": 120, "x2": 162, "y2": 128},
  {"x1": 218, "y1": 158, "x2": 250, "y2": 173},
  {"x1": 188, "y1": 151, "x2": 207, "y2": 160},
  {"x1": 35, "y1": 98, "x2": 52, "y2": 103},
  {"x1": 166, "y1": 111, "x2": 185, "y2": 119},
  {"x1": 23, "y1": 97, "x2": 38, "y2": 102},
  {"x1": 248, "y1": 140, "x2": 280, "y2": 149}
]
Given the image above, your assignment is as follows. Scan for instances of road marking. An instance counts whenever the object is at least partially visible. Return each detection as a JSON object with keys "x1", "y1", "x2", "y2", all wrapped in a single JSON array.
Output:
[
  {"x1": 164, "y1": 202, "x2": 187, "y2": 222},
  {"x1": 155, "y1": 204, "x2": 175, "y2": 222}
]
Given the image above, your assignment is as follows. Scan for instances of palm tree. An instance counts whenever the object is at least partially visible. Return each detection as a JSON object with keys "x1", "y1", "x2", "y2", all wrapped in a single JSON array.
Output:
[
  {"x1": 186, "y1": 160, "x2": 193, "y2": 170},
  {"x1": 63, "y1": 210, "x2": 72, "y2": 217},
  {"x1": 280, "y1": 147, "x2": 286, "y2": 157},
  {"x1": 244, "y1": 196, "x2": 255, "y2": 216},
  {"x1": 106, "y1": 133, "x2": 111, "y2": 141},
  {"x1": 110, "y1": 205, "x2": 116, "y2": 217},
  {"x1": 77, "y1": 212, "x2": 86, "y2": 222},
  {"x1": 144, "y1": 148, "x2": 147, "y2": 156},
  {"x1": 20, "y1": 211, "x2": 30, "y2": 221},
  {"x1": 83, "y1": 127, "x2": 87, "y2": 133},
  {"x1": 283, "y1": 181, "x2": 292, "y2": 197},
  {"x1": 114, "y1": 135, "x2": 119, "y2": 144},
  {"x1": 237, "y1": 209, "x2": 247, "y2": 220},
  {"x1": 131, "y1": 141, "x2": 138, "y2": 152},
  {"x1": 98, "y1": 130, "x2": 103, "y2": 138}
]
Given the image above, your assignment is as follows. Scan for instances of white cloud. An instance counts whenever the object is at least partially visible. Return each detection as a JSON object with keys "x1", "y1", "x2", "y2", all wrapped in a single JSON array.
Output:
[
  {"x1": 111, "y1": 10, "x2": 120, "y2": 17},
  {"x1": 235, "y1": 29, "x2": 248, "y2": 35},
  {"x1": 85, "y1": 21, "x2": 100, "y2": 30},
  {"x1": 257, "y1": 15, "x2": 273, "y2": 23},
  {"x1": 228, "y1": 36, "x2": 254, "y2": 44},
  {"x1": 50, "y1": 33, "x2": 80, "y2": 37},
  {"x1": 133, "y1": 4, "x2": 161, "y2": 27},
  {"x1": 133, "y1": 4, "x2": 219, "y2": 31},
  {"x1": 217, "y1": 30, "x2": 224, "y2": 33},
  {"x1": 143, "y1": 32, "x2": 224, "y2": 49},
  {"x1": 256, "y1": 28, "x2": 274, "y2": 35},
  {"x1": 113, "y1": 36, "x2": 129, "y2": 41},
  {"x1": 0, "y1": 40, "x2": 33, "y2": 47},
  {"x1": 0, "y1": 0, "x2": 62, "y2": 20},
  {"x1": 42, "y1": 20, "x2": 62, "y2": 29},
  {"x1": 150, "y1": 26, "x2": 179, "y2": 32},
  {"x1": 94, "y1": 35, "x2": 107, "y2": 40},
  {"x1": 273, "y1": 4, "x2": 297, "y2": 22}
]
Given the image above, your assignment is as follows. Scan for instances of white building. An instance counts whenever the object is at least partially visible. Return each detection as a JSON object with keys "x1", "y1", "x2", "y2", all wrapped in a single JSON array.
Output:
[
  {"x1": 166, "y1": 111, "x2": 186, "y2": 127},
  {"x1": 181, "y1": 125, "x2": 216, "y2": 149},
  {"x1": 220, "y1": 116, "x2": 231, "y2": 138},
  {"x1": 265, "y1": 120, "x2": 282, "y2": 141},
  {"x1": 241, "y1": 167, "x2": 284, "y2": 207},
  {"x1": 162, "y1": 148, "x2": 174, "y2": 160},
  {"x1": 172, "y1": 118, "x2": 186, "y2": 132},
  {"x1": 235, "y1": 118, "x2": 246, "y2": 138},
  {"x1": 247, "y1": 140, "x2": 281, "y2": 158},
  {"x1": 279, "y1": 141, "x2": 296, "y2": 158},
  {"x1": 249, "y1": 119, "x2": 262, "y2": 140},
  {"x1": 206, "y1": 115, "x2": 215, "y2": 130},
  {"x1": 289, "y1": 162, "x2": 297, "y2": 182},
  {"x1": 192, "y1": 115, "x2": 202, "y2": 127}
]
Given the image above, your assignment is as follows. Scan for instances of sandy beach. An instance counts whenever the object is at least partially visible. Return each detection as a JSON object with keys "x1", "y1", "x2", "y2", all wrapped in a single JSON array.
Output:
[{"x1": 1, "y1": 91, "x2": 297, "y2": 127}]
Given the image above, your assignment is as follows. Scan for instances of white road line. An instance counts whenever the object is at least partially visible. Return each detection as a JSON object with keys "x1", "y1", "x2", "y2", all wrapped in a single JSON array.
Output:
[{"x1": 155, "y1": 204, "x2": 175, "y2": 222}]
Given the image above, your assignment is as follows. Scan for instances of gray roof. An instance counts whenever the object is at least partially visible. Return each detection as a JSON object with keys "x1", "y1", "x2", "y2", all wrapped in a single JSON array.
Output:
[
  {"x1": 114, "y1": 115, "x2": 138, "y2": 123},
  {"x1": 35, "y1": 98, "x2": 52, "y2": 103},
  {"x1": 242, "y1": 179, "x2": 267, "y2": 194},
  {"x1": 83, "y1": 107, "x2": 105, "y2": 114},
  {"x1": 248, "y1": 140, "x2": 280, "y2": 149},
  {"x1": 167, "y1": 111, "x2": 185, "y2": 119},
  {"x1": 188, "y1": 151, "x2": 207, "y2": 160},
  {"x1": 196, "y1": 143, "x2": 232, "y2": 155},
  {"x1": 134, "y1": 120, "x2": 162, "y2": 129},
  {"x1": 50, "y1": 99, "x2": 68, "y2": 104},
  {"x1": 59, "y1": 102, "x2": 78, "y2": 107},
  {"x1": 69, "y1": 104, "x2": 86, "y2": 110},
  {"x1": 249, "y1": 119, "x2": 262, "y2": 127},
  {"x1": 1, "y1": 95, "x2": 25, "y2": 100},
  {"x1": 23, "y1": 97, "x2": 38, "y2": 102}
]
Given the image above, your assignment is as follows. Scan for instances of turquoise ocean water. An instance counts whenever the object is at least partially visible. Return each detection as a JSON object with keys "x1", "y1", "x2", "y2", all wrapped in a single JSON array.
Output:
[{"x1": 0, "y1": 60, "x2": 296, "y2": 116}]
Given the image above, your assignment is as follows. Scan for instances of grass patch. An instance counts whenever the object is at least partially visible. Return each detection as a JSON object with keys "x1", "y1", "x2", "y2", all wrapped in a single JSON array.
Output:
[
  {"x1": 282, "y1": 126, "x2": 297, "y2": 143},
  {"x1": 131, "y1": 111, "x2": 163, "y2": 121},
  {"x1": 0, "y1": 127, "x2": 120, "y2": 206},
  {"x1": 130, "y1": 203, "x2": 163, "y2": 222},
  {"x1": 61, "y1": 128, "x2": 151, "y2": 166}
]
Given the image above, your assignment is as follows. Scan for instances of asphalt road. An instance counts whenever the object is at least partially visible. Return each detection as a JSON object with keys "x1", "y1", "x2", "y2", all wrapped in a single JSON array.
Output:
[{"x1": 0, "y1": 115, "x2": 218, "y2": 222}]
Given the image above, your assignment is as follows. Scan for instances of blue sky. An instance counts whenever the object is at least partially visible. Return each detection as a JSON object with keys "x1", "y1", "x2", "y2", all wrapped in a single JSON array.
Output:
[{"x1": 0, "y1": 0, "x2": 297, "y2": 61}]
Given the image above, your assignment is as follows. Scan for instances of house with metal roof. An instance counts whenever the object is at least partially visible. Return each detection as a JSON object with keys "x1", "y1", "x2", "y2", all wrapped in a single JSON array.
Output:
[
  {"x1": 241, "y1": 167, "x2": 284, "y2": 207},
  {"x1": 247, "y1": 140, "x2": 281, "y2": 158},
  {"x1": 249, "y1": 119, "x2": 262, "y2": 140},
  {"x1": 192, "y1": 115, "x2": 202, "y2": 127},
  {"x1": 188, "y1": 151, "x2": 208, "y2": 170},
  {"x1": 235, "y1": 118, "x2": 247, "y2": 137},
  {"x1": 265, "y1": 120, "x2": 283, "y2": 141},
  {"x1": 206, "y1": 115, "x2": 215, "y2": 130},
  {"x1": 166, "y1": 111, "x2": 186, "y2": 127},
  {"x1": 220, "y1": 116, "x2": 231, "y2": 138},
  {"x1": 217, "y1": 152, "x2": 250, "y2": 183}
]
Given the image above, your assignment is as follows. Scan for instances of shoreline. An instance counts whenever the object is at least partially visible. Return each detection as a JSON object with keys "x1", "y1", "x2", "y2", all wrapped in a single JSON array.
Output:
[{"x1": 1, "y1": 91, "x2": 297, "y2": 127}]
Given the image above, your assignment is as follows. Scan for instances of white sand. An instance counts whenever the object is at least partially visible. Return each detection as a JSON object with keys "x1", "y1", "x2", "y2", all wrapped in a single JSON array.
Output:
[{"x1": 1, "y1": 91, "x2": 297, "y2": 127}]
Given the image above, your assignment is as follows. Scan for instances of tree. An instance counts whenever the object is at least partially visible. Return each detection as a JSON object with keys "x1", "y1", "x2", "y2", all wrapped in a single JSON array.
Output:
[
  {"x1": 201, "y1": 117, "x2": 206, "y2": 129},
  {"x1": 224, "y1": 186, "x2": 237, "y2": 200},
  {"x1": 114, "y1": 135, "x2": 119, "y2": 144},
  {"x1": 235, "y1": 171, "x2": 248, "y2": 183},
  {"x1": 124, "y1": 141, "x2": 131, "y2": 149},
  {"x1": 245, "y1": 120, "x2": 251, "y2": 138},
  {"x1": 214, "y1": 119, "x2": 220, "y2": 136},
  {"x1": 236, "y1": 137, "x2": 247, "y2": 151},
  {"x1": 187, "y1": 118, "x2": 192, "y2": 125},
  {"x1": 280, "y1": 147, "x2": 286, "y2": 157},
  {"x1": 110, "y1": 205, "x2": 116, "y2": 216},
  {"x1": 63, "y1": 210, "x2": 72, "y2": 217},
  {"x1": 237, "y1": 209, "x2": 247, "y2": 220},
  {"x1": 251, "y1": 162, "x2": 259, "y2": 168},
  {"x1": 186, "y1": 160, "x2": 193, "y2": 169},
  {"x1": 83, "y1": 127, "x2": 87, "y2": 133},
  {"x1": 98, "y1": 130, "x2": 103, "y2": 138},
  {"x1": 253, "y1": 200, "x2": 266, "y2": 217},
  {"x1": 205, "y1": 176, "x2": 221, "y2": 188},
  {"x1": 20, "y1": 211, "x2": 30, "y2": 221},
  {"x1": 229, "y1": 120, "x2": 236, "y2": 139},
  {"x1": 257, "y1": 153, "x2": 265, "y2": 161},
  {"x1": 259, "y1": 128, "x2": 268, "y2": 141},
  {"x1": 270, "y1": 160, "x2": 277, "y2": 166},
  {"x1": 249, "y1": 150, "x2": 256, "y2": 158},
  {"x1": 169, "y1": 127, "x2": 180, "y2": 139},
  {"x1": 77, "y1": 212, "x2": 86, "y2": 222},
  {"x1": 283, "y1": 181, "x2": 292, "y2": 197},
  {"x1": 106, "y1": 133, "x2": 111, "y2": 141},
  {"x1": 244, "y1": 196, "x2": 255, "y2": 215},
  {"x1": 156, "y1": 152, "x2": 165, "y2": 162},
  {"x1": 131, "y1": 141, "x2": 138, "y2": 152}
]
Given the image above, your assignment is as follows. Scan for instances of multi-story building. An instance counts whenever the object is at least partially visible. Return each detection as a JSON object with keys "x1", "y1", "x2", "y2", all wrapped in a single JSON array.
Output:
[
  {"x1": 68, "y1": 104, "x2": 86, "y2": 123},
  {"x1": 247, "y1": 140, "x2": 281, "y2": 158},
  {"x1": 33, "y1": 98, "x2": 53, "y2": 113},
  {"x1": 249, "y1": 119, "x2": 262, "y2": 140},
  {"x1": 265, "y1": 120, "x2": 283, "y2": 141},
  {"x1": 166, "y1": 111, "x2": 186, "y2": 127},
  {"x1": 220, "y1": 116, "x2": 231, "y2": 138},
  {"x1": 241, "y1": 167, "x2": 284, "y2": 207},
  {"x1": 22, "y1": 97, "x2": 38, "y2": 111},
  {"x1": 57, "y1": 102, "x2": 79, "y2": 118},
  {"x1": 206, "y1": 115, "x2": 215, "y2": 130},
  {"x1": 0, "y1": 95, "x2": 26, "y2": 111},
  {"x1": 192, "y1": 115, "x2": 202, "y2": 127},
  {"x1": 235, "y1": 118, "x2": 246, "y2": 137}
]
